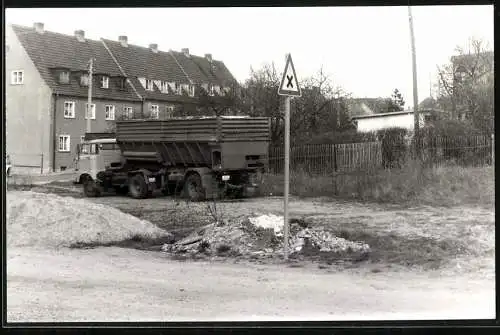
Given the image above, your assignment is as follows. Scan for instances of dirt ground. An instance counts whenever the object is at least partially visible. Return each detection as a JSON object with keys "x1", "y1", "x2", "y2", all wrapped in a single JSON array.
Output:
[
  {"x1": 6, "y1": 182, "x2": 496, "y2": 321},
  {"x1": 7, "y1": 247, "x2": 495, "y2": 322}
]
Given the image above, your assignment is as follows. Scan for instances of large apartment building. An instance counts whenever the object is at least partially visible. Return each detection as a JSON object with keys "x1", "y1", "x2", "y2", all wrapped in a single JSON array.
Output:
[{"x1": 6, "y1": 22, "x2": 239, "y2": 172}]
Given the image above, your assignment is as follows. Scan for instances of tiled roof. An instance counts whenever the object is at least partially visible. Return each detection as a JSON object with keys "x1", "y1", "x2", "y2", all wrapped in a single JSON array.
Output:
[
  {"x1": 101, "y1": 39, "x2": 190, "y2": 83},
  {"x1": 11, "y1": 24, "x2": 140, "y2": 101},
  {"x1": 169, "y1": 50, "x2": 208, "y2": 85},
  {"x1": 191, "y1": 55, "x2": 237, "y2": 87},
  {"x1": 11, "y1": 24, "x2": 240, "y2": 103},
  {"x1": 101, "y1": 39, "x2": 204, "y2": 102}
]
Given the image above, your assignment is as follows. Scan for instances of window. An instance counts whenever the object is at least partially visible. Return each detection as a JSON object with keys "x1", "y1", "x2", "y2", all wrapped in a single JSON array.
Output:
[
  {"x1": 11, "y1": 70, "x2": 24, "y2": 85},
  {"x1": 101, "y1": 76, "x2": 109, "y2": 89},
  {"x1": 100, "y1": 143, "x2": 117, "y2": 150},
  {"x1": 123, "y1": 106, "x2": 133, "y2": 119},
  {"x1": 150, "y1": 105, "x2": 159, "y2": 119},
  {"x1": 167, "y1": 82, "x2": 176, "y2": 93},
  {"x1": 214, "y1": 85, "x2": 221, "y2": 95},
  {"x1": 58, "y1": 135, "x2": 71, "y2": 152},
  {"x1": 80, "y1": 136, "x2": 85, "y2": 143},
  {"x1": 189, "y1": 85, "x2": 195, "y2": 97},
  {"x1": 175, "y1": 83, "x2": 182, "y2": 95},
  {"x1": 119, "y1": 77, "x2": 127, "y2": 90},
  {"x1": 59, "y1": 71, "x2": 70, "y2": 84},
  {"x1": 105, "y1": 105, "x2": 115, "y2": 120},
  {"x1": 165, "y1": 105, "x2": 175, "y2": 118},
  {"x1": 209, "y1": 84, "x2": 215, "y2": 96},
  {"x1": 180, "y1": 84, "x2": 190, "y2": 95},
  {"x1": 145, "y1": 79, "x2": 154, "y2": 91},
  {"x1": 85, "y1": 103, "x2": 96, "y2": 120},
  {"x1": 160, "y1": 81, "x2": 169, "y2": 93},
  {"x1": 80, "y1": 73, "x2": 89, "y2": 86},
  {"x1": 64, "y1": 101, "x2": 75, "y2": 118}
]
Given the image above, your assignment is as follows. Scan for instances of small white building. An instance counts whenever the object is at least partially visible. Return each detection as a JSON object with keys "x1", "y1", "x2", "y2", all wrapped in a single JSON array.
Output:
[{"x1": 352, "y1": 110, "x2": 428, "y2": 133}]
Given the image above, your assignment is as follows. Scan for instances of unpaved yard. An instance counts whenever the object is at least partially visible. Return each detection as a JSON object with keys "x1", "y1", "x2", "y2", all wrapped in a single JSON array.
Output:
[
  {"x1": 6, "y1": 183, "x2": 496, "y2": 321},
  {"x1": 27, "y1": 183, "x2": 494, "y2": 274},
  {"x1": 7, "y1": 247, "x2": 495, "y2": 322}
]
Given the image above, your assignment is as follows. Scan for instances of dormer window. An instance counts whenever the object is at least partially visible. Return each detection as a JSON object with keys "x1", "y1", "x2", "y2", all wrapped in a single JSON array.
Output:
[
  {"x1": 145, "y1": 79, "x2": 154, "y2": 91},
  {"x1": 101, "y1": 76, "x2": 109, "y2": 89},
  {"x1": 213, "y1": 85, "x2": 221, "y2": 95},
  {"x1": 119, "y1": 77, "x2": 127, "y2": 90},
  {"x1": 167, "y1": 82, "x2": 176, "y2": 94},
  {"x1": 59, "y1": 71, "x2": 70, "y2": 84},
  {"x1": 80, "y1": 73, "x2": 89, "y2": 86},
  {"x1": 181, "y1": 84, "x2": 190, "y2": 95},
  {"x1": 159, "y1": 81, "x2": 169, "y2": 93}
]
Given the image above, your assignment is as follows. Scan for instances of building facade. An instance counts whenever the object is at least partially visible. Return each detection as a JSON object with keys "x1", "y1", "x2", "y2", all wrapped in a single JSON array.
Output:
[
  {"x1": 352, "y1": 110, "x2": 428, "y2": 133},
  {"x1": 6, "y1": 22, "x2": 239, "y2": 172}
]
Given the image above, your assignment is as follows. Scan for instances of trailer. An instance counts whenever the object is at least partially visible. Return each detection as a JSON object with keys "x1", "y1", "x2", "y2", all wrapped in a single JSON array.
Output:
[{"x1": 83, "y1": 116, "x2": 270, "y2": 201}]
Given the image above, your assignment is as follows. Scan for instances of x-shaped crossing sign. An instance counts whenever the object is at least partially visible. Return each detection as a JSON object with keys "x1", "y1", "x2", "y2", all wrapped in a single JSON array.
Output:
[{"x1": 278, "y1": 54, "x2": 301, "y2": 97}]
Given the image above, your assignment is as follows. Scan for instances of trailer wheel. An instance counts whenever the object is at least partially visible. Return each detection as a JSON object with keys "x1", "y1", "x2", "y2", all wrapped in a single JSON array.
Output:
[
  {"x1": 184, "y1": 173, "x2": 205, "y2": 202},
  {"x1": 83, "y1": 180, "x2": 102, "y2": 197},
  {"x1": 129, "y1": 174, "x2": 149, "y2": 199}
]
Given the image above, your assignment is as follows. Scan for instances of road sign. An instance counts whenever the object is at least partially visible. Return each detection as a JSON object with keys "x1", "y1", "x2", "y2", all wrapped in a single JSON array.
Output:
[
  {"x1": 278, "y1": 54, "x2": 301, "y2": 97},
  {"x1": 278, "y1": 53, "x2": 301, "y2": 261}
]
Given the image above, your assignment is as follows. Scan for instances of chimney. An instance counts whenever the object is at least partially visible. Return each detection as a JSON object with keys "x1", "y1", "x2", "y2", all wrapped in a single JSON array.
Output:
[
  {"x1": 74, "y1": 30, "x2": 85, "y2": 42},
  {"x1": 205, "y1": 53, "x2": 213, "y2": 63},
  {"x1": 182, "y1": 48, "x2": 190, "y2": 57},
  {"x1": 149, "y1": 43, "x2": 158, "y2": 53},
  {"x1": 119, "y1": 35, "x2": 128, "y2": 47},
  {"x1": 33, "y1": 22, "x2": 44, "y2": 34}
]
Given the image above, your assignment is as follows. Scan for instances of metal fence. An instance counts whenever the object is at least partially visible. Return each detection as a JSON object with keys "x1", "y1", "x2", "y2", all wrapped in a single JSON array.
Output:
[{"x1": 268, "y1": 134, "x2": 494, "y2": 175}]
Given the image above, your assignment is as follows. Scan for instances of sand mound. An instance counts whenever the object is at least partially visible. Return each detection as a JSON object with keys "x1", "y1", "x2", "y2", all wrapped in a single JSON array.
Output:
[{"x1": 6, "y1": 191, "x2": 170, "y2": 249}]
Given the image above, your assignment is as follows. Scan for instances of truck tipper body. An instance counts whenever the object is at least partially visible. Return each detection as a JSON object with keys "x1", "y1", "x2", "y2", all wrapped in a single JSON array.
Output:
[{"x1": 83, "y1": 116, "x2": 270, "y2": 201}]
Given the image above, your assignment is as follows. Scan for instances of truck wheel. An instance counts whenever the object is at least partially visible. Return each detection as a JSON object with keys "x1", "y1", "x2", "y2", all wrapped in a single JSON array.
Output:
[
  {"x1": 184, "y1": 173, "x2": 205, "y2": 202},
  {"x1": 129, "y1": 174, "x2": 149, "y2": 199},
  {"x1": 83, "y1": 180, "x2": 101, "y2": 197}
]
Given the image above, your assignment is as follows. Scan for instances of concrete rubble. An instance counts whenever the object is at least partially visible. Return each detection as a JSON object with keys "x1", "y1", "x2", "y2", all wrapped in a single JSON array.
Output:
[{"x1": 162, "y1": 214, "x2": 370, "y2": 260}]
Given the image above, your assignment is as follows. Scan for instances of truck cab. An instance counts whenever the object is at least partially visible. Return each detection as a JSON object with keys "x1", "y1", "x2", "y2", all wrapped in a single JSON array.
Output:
[{"x1": 74, "y1": 138, "x2": 122, "y2": 184}]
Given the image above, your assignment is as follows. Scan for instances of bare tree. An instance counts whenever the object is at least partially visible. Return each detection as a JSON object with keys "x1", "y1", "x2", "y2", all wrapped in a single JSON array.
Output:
[{"x1": 437, "y1": 37, "x2": 494, "y2": 130}]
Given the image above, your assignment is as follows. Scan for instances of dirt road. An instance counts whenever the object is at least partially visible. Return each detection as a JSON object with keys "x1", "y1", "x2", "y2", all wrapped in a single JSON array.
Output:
[{"x1": 7, "y1": 246, "x2": 495, "y2": 322}]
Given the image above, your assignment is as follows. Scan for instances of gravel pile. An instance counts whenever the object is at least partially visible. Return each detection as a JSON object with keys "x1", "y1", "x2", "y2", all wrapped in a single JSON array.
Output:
[
  {"x1": 162, "y1": 214, "x2": 370, "y2": 260},
  {"x1": 7, "y1": 191, "x2": 171, "y2": 249}
]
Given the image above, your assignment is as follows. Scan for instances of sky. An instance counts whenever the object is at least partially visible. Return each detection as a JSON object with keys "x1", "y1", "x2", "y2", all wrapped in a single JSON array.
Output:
[{"x1": 6, "y1": 6, "x2": 494, "y2": 108}]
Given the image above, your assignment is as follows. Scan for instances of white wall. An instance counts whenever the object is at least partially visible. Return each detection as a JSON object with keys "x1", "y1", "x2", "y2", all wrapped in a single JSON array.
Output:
[
  {"x1": 5, "y1": 25, "x2": 53, "y2": 173},
  {"x1": 356, "y1": 113, "x2": 424, "y2": 133}
]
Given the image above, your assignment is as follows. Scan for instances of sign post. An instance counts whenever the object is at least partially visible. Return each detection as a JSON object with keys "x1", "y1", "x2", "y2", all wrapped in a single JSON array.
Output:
[{"x1": 278, "y1": 53, "x2": 301, "y2": 260}]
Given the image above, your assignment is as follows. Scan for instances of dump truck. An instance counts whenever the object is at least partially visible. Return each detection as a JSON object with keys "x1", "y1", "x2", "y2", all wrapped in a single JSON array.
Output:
[{"x1": 83, "y1": 116, "x2": 270, "y2": 201}]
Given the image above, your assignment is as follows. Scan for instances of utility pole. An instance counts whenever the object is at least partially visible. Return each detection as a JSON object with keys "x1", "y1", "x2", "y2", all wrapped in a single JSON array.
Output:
[
  {"x1": 408, "y1": 6, "x2": 420, "y2": 152},
  {"x1": 87, "y1": 58, "x2": 94, "y2": 135},
  {"x1": 408, "y1": 6, "x2": 419, "y2": 133}
]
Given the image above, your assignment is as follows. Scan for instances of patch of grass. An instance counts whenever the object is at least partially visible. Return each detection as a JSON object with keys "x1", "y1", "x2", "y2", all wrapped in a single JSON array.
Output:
[
  {"x1": 326, "y1": 227, "x2": 475, "y2": 269},
  {"x1": 262, "y1": 161, "x2": 494, "y2": 206},
  {"x1": 69, "y1": 234, "x2": 176, "y2": 251}
]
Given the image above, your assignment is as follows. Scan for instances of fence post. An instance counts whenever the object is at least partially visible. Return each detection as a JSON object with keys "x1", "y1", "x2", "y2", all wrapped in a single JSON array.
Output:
[
  {"x1": 492, "y1": 133, "x2": 495, "y2": 166},
  {"x1": 40, "y1": 154, "x2": 44, "y2": 175}
]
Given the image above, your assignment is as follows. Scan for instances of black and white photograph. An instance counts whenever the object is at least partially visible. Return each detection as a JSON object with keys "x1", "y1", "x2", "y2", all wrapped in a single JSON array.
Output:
[{"x1": 4, "y1": 5, "x2": 495, "y2": 323}]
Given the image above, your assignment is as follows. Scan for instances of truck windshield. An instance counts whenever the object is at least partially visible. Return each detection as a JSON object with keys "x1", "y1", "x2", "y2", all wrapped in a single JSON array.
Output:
[{"x1": 79, "y1": 144, "x2": 98, "y2": 155}]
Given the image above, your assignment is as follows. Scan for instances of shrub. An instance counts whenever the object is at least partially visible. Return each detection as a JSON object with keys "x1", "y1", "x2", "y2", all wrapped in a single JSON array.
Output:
[
  {"x1": 376, "y1": 127, "x2": 409, "y2": 169},
  {"x1": 261, "y1": 162, "x2": 494, "y2": 207}
]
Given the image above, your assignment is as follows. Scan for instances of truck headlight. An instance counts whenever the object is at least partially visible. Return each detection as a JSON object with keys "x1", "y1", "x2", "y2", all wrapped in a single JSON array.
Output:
[{"x1": 222, "y1": 175, "x2": 230, "y2": 181}]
